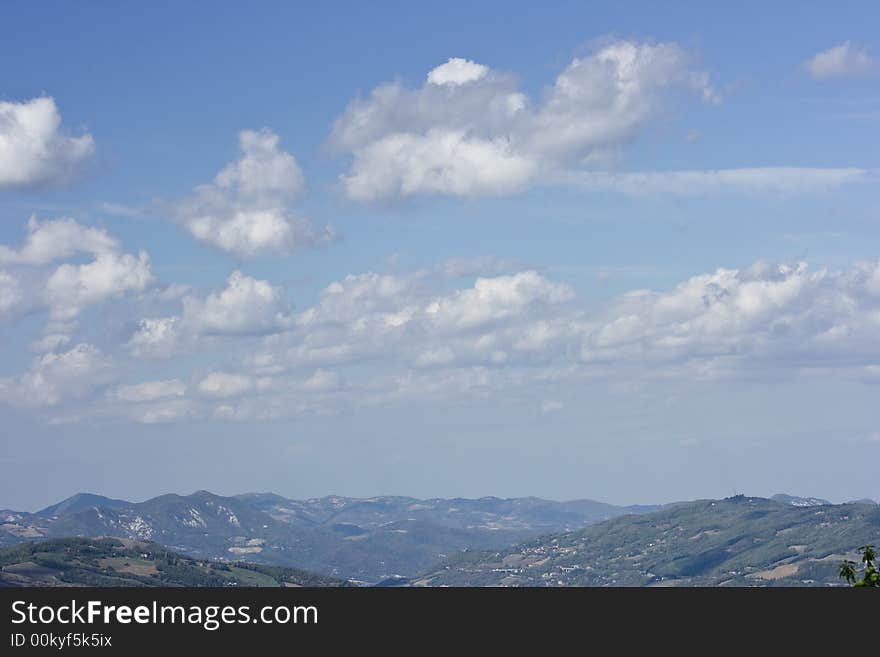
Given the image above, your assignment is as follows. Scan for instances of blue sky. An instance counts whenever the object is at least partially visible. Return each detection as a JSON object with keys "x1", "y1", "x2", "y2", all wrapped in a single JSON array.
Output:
[{"x1": 1, "y1": 1, "x2": 879, "y2": 510}]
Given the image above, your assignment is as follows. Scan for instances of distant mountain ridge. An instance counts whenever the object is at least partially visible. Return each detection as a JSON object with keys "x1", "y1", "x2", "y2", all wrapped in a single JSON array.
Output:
[
  {"x1": 769, "y1": 494, "x2": 833, "y2": 507},
  {"x1": 3, "y1": 491, "x2": 873, "y2": 584},
  {"x1": 0, "y1": 491, "x2": 659, "y2": 582},
  {"x1": 36, "y1": 493, "x2": 130, "y2": 518}
]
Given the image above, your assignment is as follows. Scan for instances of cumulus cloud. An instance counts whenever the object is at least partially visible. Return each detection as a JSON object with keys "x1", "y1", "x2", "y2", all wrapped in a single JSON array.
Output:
[
  {"x1": 0, "y1": 343, "x2": 115, "y2": 408},
  {"x1": 0, "y1": 216, "x2": 118, "y2": 266},
  {"x1": 526, "y1": 40, "x2": 719, "y2": 160},
  {"x1": 183, "y1": 270, "x2": 294, "y2": 335},
  {"x1": 127, "y1": 317, "x2": 181, "y2": 359},
  {"x1": 427, "y1": 57, "x2": 489, "y2": 86},
  {"x1": 300, "y1": 271, "x2": 422, "y2": 326},
  {"x1": 425, "y1": 271, "x2": 574, "y2": 331},
  {"x1": 580, "y1": 260, "x2": 880, "y2": 374},
  {"x1": 173, "y1": 129, "x2": 333, "y2": 257},
  {"x1": 248, "y1": 269, "x2": 577, "y2": 376},
  {"x1": 242, "y1": 257, "x2": 880, "y2": 408},
  {"x1": 128, "y1": 271, "x2": 293, "y2": 358},
  {"x1": 15, "y1": 257, "x2": 880, "y2": 423},
  {"x1": 806, "y1": 42, "x2": 878, "y2": 80},
  {"x1": 0, "y1": 97, "x2": 94, "y2": 189},
  {"x1": 340, "y1": 129, "x2": 536, "y2": 201},
  {"x1": 45, "y1": 250, "x2": 153, "y2": 321},
  {"x1": 329, "y1": 40, "x2": 719, "y2": 201},
  {"x1": 0, "y1": 216, "x2": 154, "y2": 337}
]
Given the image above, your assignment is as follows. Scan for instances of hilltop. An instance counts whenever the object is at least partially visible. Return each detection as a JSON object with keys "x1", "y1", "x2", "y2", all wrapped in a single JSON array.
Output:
[
  {"x1": 417, "y1": 496, "x2": 880, "y2": 587},
  {"x1": 36, "y1": 493, "x2": 130, "y2": 518}
]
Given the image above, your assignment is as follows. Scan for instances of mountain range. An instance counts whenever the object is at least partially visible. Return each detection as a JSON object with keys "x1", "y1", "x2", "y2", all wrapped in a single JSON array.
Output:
[
  {"x1": 0, "y1": 491, "x2": 658, "y2": 582},
  {"x1": 2, "y1": 491, "x2": 876, "y2": 586}
]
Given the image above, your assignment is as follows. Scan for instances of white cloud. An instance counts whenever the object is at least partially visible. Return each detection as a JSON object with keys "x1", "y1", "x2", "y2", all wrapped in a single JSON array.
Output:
[
  {"x1": 299, "y1": 271, "x2": 420, "y2": 326},
  {"x1": 330, "y1": 40, "x2": 718, "y2": 200},
  {"x1": 45, "y1": 250, "x2": 153, "y2": 321},
  {"x1": 127, "y1": 317, "x2": 181, "y2": 358},
  {"x1": 806, "y1": 42, "x2": 878, "y2": 80},
  {"x1": 0, "y1": 343, "x2": 115, "y2": 408},
  {"x1": 182, "y1": 270, "x2": 293, "y2": 335},
  {"x1": 14, "y1": 256, "x2": 880, "y2": 423},
  {"x1": 173, "y1": 129, "x2": 333, "y2": 257},
  {"x1": 112, "y1": 379, "x2": 186, "y2": 403},
  {"x1": 0, "y1": 97, "x2": 94, "y2": 189},
  {"x1": 526, "y1": 40, "x2": 719, "y2": 162},
  {"x1": 425, "y1": 270, "x2": 574, "y2": 331},
  {"x1": 127, "y1": 271, "x2": 294, "y2": 359},
  {"x1": 214, "y1": 129, "x2": 305, "y2": 198},
  {"x1": 329, "y1": 65, "x2": 526, "y2": 153},
  {"x1": 580, "y1": 260, "x2": 880, "y2": 374},
  {"x1": 185, "y1": 210, "x2": 320, "y2": 259},
  {"x1": 249, "y1": 269, "x2": 578, "y2": 377},
  {"x1": 0, "y1": 217, "x2": 154, "y2": 340},
  {"x1": 198, "y1": 371, "x2": 253, "y2": 398},
  {"x1": 427, "y1": 58, "x2": 490, "y2": 86},
  {"x1": 0, "y1": 269, "x2": 24, "y2": 318},
  {"x1": 247, "y1": 258, "x2": 880, "y2": 405},
  {"x1": 0, "y1": 216, "x2": 118, "y2": 266},
  {"x1": 341, "y1": 129, "x2": 536, "y2": 201}
]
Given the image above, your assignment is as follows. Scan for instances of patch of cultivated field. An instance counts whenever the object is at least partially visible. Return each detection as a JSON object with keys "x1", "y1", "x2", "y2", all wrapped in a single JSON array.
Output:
[
  {"x1": 223, "y1": 566, "x2": 280, "y2": 587},
  {"x1": 750, "y1": 563, "x2": 799, "y2": 580},
  {"x1": 98, "y1": 557, "x2": 159, "y2": 576}
]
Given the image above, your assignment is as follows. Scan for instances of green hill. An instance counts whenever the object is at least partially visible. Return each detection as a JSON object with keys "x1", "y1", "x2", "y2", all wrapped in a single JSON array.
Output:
[
  {"x1": 417, "y1": 496, "x2": 880, "y2": 587},
  {"x1": 0, "y1": 537, "x2": 350, "y2": 587}
]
